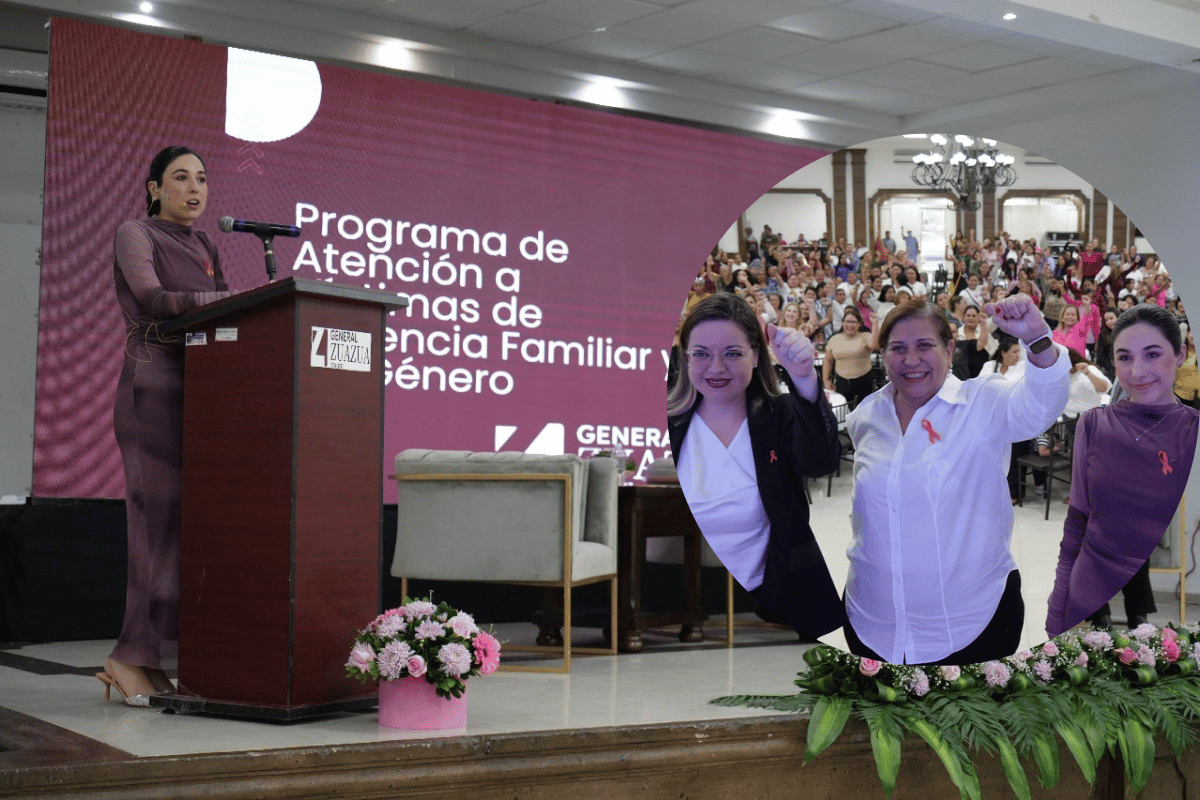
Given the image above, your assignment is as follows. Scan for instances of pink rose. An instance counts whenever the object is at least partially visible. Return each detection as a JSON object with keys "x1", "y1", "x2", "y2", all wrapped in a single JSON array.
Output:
[
  {"x1": 1041, "y1": 641, "x2": 1059, "y2": 657},
  {"x1": 346, "y1": 642, "x2": 376, "y2": 672},
  {"x1": 448, "y1": 613, "x2": 478, "y2": 638},
  {"x1": 406, "y1": 654, "x2": 427, "y2": 677},
  {"x1": 859, "y1": 659, "x2": 882, "y2": 677},
  {"x1": 1163, "y1": 640, "x2": 1181, "y2": 662},
  {"x1": 1137, "y1": 647, "x2": 1156, "y2": 667},
  {"x1": 1075, "y1": 652, "x2": 1088, "y2": 667},
  {"x1": 1012, "y1": 649, "x2": 1033, "y2": 663},
  {"x1": 1118, "y1": 647, "x2": 1138, "y2": 665},
  {"x1": 940, "y1": 666, "x2": 961, "y2": 681}
]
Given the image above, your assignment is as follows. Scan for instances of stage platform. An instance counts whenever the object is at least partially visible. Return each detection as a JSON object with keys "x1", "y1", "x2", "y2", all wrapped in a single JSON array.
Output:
[
  {"x1": 2, "y1": 477, "x2": 1196, "y2": 798},
  {"x1": 2, "y1": 609, "x2": 1197, "y2": 800}
]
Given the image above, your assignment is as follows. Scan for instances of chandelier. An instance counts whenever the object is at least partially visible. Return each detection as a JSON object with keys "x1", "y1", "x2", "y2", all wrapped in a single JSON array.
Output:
[{"x1": 909, "y1": 134, "x2": 1017, "y2": 211}]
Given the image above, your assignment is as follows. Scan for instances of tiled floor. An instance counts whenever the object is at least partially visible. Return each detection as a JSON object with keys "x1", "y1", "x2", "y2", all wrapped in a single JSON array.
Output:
[{"x1": 1, "y1": 468, "x2": 1191, "y2": 764}]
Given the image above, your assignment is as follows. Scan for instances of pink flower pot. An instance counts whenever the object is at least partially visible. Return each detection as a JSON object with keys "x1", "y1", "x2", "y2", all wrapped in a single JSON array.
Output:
[{"x1": 378, "y1": 676, "x2": 468, "y2": 729}]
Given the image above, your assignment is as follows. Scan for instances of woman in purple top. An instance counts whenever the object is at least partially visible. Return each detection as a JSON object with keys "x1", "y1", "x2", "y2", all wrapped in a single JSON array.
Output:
[
  {"x1": 1046, "y1": 305, "x2": 1199, "y2": 636},
  {"x1": 97, "y1": 147, "x2": 233, "y2": 706}
]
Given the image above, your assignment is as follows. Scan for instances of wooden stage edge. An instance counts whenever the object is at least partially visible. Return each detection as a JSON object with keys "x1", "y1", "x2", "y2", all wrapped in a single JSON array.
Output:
[{"x1": 2, "y1": 712, "x2": 1197, "y2": 799}]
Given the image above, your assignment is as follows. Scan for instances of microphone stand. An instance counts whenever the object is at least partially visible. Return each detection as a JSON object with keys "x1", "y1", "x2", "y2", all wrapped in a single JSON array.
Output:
[{"x1": 256, "y1": 233, "x2": 277, "y2": 282}]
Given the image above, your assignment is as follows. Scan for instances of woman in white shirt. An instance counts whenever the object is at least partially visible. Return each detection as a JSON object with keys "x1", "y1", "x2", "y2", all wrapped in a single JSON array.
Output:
[
  {"x1": 667, "y1": 293, "x2": 845, "y2": 639},
  {"x1": 1064, "y1": 349, "x2": 1111, "y2": 415},
  {"x1": 845, "y1": 296, "x2": 1070, "y2": 664}
]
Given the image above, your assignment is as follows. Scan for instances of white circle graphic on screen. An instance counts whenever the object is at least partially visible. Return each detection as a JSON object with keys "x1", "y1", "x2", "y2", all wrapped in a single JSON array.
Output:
[{"x1": 225, "y1": 48, "x2": 322, "y2": 143}]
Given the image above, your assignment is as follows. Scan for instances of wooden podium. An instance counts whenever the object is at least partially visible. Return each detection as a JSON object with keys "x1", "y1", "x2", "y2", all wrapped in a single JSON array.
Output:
[{"x1": 155, "y1": 278, "x2": 405, "y2": 720}]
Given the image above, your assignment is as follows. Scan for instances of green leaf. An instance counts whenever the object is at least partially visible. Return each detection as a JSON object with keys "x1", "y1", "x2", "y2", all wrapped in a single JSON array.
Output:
[
  {"x1": 805, "y1": 695, "x2": 852, "y2": 764},
  {"x1": 908, "y1": 718, "x2": 981, "y2": 800},
  {"x1": 1052, "y1": 720, "x2": 1096, "y2": 784},
  {"x1": 995, "y1": 737, "x2": 1031, "y2": 800},
  {"x1": 1072, "y1": 708, "x2": 1106, "y2": 765},
  {"x1": 1029, "y1": 735, "x2": 1060, "y2": 788},
  {"x1": 867, "y1": 715, "x2": 902, "y2": 798},
  {"x1": 1118, "y1": 717, "x2": 1155, "y2": 792}
]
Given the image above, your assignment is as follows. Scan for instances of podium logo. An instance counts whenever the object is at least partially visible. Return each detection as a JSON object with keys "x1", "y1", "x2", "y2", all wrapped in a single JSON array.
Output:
[
  {"x1": 311, "y1": 326, "x2": 372, "y2": 372},
  {"x1": 494, "y1": 423, "x2": 564, "y2": 454}
]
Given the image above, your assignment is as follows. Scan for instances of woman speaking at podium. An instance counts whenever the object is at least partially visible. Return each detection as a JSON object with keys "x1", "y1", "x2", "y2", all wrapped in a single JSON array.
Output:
[{"x1": 98, "y1": 146, "x2": 232, "y2": 706}]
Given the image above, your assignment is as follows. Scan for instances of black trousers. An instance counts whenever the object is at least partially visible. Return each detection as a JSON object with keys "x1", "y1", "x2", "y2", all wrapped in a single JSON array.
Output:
[
  {"x1": 1087, "y1": 559, "x2": 1156, "y2": 623},
  {"x1": 844, "y1": 570, "x2": 1023, "y2": 665},
  {"x1": 834, "y1": 372, "x2": 875, "y2": 410}
]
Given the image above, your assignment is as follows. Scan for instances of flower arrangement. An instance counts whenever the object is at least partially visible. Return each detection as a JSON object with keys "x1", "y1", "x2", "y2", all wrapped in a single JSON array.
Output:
[
  {"x1": 713, "y1": 623, "x2": 1200, "y2": 799},
  {"x1": 347, "y1": 596, "x2": 501, "y2": 699}
]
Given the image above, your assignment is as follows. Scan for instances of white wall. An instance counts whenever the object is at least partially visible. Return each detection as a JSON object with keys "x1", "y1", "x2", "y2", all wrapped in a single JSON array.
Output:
[{"x1": 0, "y1": 103, "x2": 45, "y2": 499}]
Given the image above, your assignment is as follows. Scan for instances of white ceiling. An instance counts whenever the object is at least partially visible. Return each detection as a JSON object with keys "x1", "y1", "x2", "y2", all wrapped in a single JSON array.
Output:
[{"x1": 2, "y1": 0, "x2": 1199, "y2": 148}]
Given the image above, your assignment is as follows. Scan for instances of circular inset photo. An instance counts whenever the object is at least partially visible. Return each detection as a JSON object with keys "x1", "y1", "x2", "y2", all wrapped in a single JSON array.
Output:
[{"x1": 668, "y1": 134, "x2": 1197, "y2": 665}]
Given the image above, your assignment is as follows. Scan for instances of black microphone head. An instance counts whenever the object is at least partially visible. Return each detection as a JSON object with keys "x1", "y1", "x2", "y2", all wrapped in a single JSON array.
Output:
[{"x1": 218, "y1": 216, "x2": 235, "y2": 233}]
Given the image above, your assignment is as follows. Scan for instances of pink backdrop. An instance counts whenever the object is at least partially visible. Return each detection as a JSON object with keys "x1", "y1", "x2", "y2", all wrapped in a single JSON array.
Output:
[{"x1": 34, "y1": 18, "x2": 828, "y2": 501}]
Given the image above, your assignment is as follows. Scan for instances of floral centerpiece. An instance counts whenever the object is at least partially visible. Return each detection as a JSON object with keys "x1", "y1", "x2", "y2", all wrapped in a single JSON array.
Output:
[
  {"x1": 347, "y1": 596, "x2": 501, "y2": 699},
  {"x1": 713, "y1": 623, "x2": 1200, "y2": 799}
]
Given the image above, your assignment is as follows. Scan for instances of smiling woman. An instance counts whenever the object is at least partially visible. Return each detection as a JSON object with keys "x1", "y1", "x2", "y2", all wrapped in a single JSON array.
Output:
[
  {"x1": 1046, "y1": 304, "x2": 1200, "y2": 636},
  {"x1": 666, "y1": 293, "x2": 845, "y2": 640},
  {"x1": 845, "y1": 296, "x2": 1070, "y2": 665}
]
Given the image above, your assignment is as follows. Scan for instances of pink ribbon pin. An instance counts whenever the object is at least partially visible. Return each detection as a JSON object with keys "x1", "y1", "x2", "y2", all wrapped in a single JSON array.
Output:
[
  {"x1": 770, "y1": 450, "x2": 778, "y2": 463},
  {"x1": 921, "y1": 419, "x2": 941, "y2": 444},
  {"x1": 1159, "y1": 451, "x2": 1173, "y2": 475}
]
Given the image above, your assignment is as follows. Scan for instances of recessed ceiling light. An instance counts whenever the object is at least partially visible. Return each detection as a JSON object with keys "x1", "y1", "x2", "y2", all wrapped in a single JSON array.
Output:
[
  {"x1": 1003, "y1": 12, "x2": 1017, "y2": 20},
  {"x1": 140, "y1": 1, "x2": 153, "y2": 12}
]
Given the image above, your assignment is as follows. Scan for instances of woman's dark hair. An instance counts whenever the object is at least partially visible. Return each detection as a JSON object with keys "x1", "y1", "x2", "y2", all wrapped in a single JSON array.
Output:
[
  {"x1": 993, "y1": 335, "x2": 1020, "y2": 363},
  {"x1": 879, "y1": 285, "x2": 896, "y2": 303},
  {"x1": 1112, "y1": 303, "x2": 1184, "y2": 355},
  {"x1": 841, "y1": 306, "x2": 863, "y2": 330},
  {"x1": 1067, "y1": 347, "x2": 1093, "y2": 367},
  {"x1": 666, "y1": 293, "x2": 780, "y2": 417},
  {"x1": 877, "y1": 299, "x2": 953, "y2": 350},
  {"x1": 145, "y1": 146, "x2": 205, "y2": 216}
]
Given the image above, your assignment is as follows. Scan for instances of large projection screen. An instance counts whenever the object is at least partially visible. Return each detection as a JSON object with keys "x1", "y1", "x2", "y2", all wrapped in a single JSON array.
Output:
[{"x1": 35, "y1": 19, "x2": 827, "y2": 501}]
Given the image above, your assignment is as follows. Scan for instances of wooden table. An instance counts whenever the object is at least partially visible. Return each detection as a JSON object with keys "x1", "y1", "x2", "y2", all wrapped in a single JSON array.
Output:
[{"x1": 617, "y1": 484, "x2": 708, "y2": 652}]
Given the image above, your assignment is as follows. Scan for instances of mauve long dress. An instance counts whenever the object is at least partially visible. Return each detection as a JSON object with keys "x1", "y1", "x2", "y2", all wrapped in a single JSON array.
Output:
[
  {"x1": 110, "y1": 217, "x2": 230, "y2": 669},
  {"x1": 1045, "y1": 400, "x2": 1198, "y2": 636}
]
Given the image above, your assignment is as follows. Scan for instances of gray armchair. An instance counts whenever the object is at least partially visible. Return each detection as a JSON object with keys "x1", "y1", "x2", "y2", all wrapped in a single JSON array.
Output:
[{"x1": 392, "y1": 449, "x2": 618, "y2": 673}]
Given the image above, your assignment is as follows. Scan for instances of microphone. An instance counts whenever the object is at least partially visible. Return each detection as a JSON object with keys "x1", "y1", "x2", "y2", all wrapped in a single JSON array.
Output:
[{"x1": 218, "y1": 216, "x2": 301, "y2": 238}]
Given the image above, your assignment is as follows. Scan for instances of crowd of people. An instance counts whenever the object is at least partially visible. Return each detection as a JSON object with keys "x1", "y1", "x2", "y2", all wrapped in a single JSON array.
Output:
[
  {"x1": 683, "y1": 225, "x2": 1194, "y2": 410},
  {"x1": 670, "y1": 224, "x2": 1198, "y2": 663}
]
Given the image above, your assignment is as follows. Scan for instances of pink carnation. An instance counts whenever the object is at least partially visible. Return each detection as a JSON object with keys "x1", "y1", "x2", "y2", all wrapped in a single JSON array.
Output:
[
  {"x1": 1163, "y1": 639, "x2": 1181, "y2": 662},
  {"x1": 1162, "y1": 627, "x2": 1178, "y2": 642},
  {"x1": 473, "y1": 631, "x2": 501, "y2": 675},
  {"x1": 438, "y1": 642, "x2": 473, "y2": 676},
  {"x1": 983, "y1": 661, "x2": 1011, "y2": 687},
  {"x1": 908, "y1": 670, "x2": 930, "y2": 697},
  {"x1": 346, "y1": 642, "x2": 376, "y2": 672},
  {"x1": 859, "y1": 659, "x2": 882, "y2": 677},
  {"x1": 376, "y1": 615, "x2": 408, "y2": 638},
  {"x1": 1041, "y1": 641, "x2": 1059, "y2": 657},
  {"x1": 1082, "y1": 630, "x2": 1113, "y2": 650},
  {"x1": 415, "y1": 620, "x2": 446, "y2": 640},
  {"x1": 1118, "y1": 647, "x2": 1138, "y2": 665},
  {"x1": 1131, "y1": 623, "x2": 1157, "y2": 641},
  {"x1": 1033, "y1": 660, "x2": 1053, "y2": 682},
  {"x1": 939, "y1": 665, "x2": 961, "y2": 681},
  {"x1": 406, "y1": 654, "x2": 427, "y2": 677},
  {"x1": 405, "y1": 600, "x2": 437, "y2": 618},
  {"x1": 1075, "y1": 652, "x2": 1088, "y2": 667}
]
